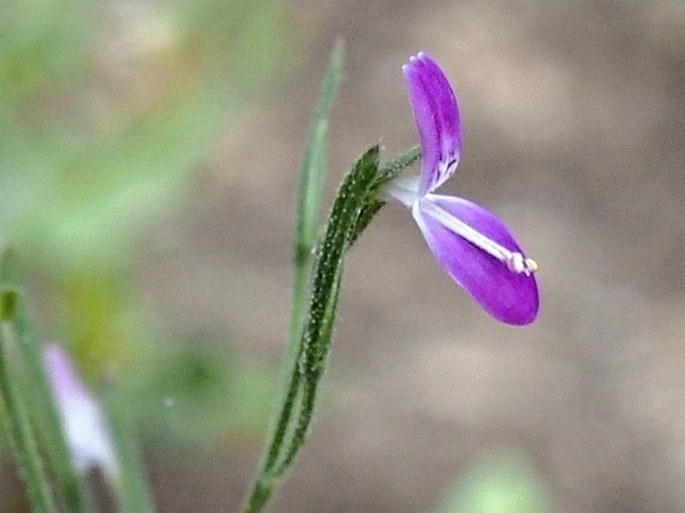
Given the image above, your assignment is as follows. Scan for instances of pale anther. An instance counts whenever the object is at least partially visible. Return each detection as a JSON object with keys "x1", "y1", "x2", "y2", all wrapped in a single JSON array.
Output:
[
  {"x1": 506, "y1": 253, "x2": 538, "y2": 276},
  {"x1": 506, "y1": 253, "x2": 524, "y2": 274}
]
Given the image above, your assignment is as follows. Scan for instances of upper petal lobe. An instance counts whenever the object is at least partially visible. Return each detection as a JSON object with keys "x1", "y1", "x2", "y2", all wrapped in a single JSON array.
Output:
[{"x1": 403, "y1": 53, "x2": 462, "y2": 196}]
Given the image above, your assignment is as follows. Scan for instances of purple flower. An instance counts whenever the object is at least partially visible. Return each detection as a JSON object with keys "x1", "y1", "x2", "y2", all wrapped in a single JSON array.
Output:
[
  {"x1": 43, "y1": 343, "x2": 119, "y2": 477},
  {"x1": 384, "y1": 53, "x2": 539, "y2": 325}
]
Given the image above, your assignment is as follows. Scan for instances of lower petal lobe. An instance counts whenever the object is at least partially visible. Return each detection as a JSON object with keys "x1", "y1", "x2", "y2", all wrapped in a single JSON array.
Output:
[{"x1": 412, "y1": 196, "x2": 538, "y2": 325}]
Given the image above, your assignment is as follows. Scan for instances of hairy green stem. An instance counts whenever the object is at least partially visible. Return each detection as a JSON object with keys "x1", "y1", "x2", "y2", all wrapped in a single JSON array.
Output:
[
  {"x1": 241, "y1": 42, "x2": 344, "y2": 513},
  {"x1": 275, "y1": 148, "x2": 379, "y2": 474},
  {"x1": 242, "y1": 146, "x2": 379, "y2": 513},
  {"x1": 275, "y1": 270, "x2": 341, "y2": 474}
]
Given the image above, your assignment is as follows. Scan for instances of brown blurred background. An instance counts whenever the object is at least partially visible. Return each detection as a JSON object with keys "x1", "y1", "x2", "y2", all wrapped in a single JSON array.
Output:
[{"x1": 3, "y1": 1, "x2": 685, "y2": 512}]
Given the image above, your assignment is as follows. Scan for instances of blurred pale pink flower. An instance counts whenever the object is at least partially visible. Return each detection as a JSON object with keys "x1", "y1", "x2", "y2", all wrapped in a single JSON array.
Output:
[{"x1": 43, "y1": 343, "x2": 119, "y2": 477}]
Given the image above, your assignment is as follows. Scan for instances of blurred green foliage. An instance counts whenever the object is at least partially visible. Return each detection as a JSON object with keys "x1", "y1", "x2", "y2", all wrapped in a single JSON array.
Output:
[
  {"x1": 0, "y1": 0, "x2": 305, "y2": 449},
  {"x1": 133, "y1": 341, "x2": 276, "y2": 447},
  {"x1": 0, "y1": 0, "x2": 296, "y2": 268},
  {"x1": 436, "y1": 449, "x2": 553, "y2": 513}
]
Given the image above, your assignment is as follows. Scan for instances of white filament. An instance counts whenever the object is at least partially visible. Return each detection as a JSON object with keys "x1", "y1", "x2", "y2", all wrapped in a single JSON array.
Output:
[{"x1": 417, "y1": 198, "x2": 538, "y2": 276}]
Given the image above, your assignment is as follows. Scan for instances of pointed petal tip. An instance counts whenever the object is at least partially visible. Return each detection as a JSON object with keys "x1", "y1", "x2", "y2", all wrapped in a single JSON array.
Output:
[
  {"x1": 405, "y1": 52, "x2": 432, "y2": 71},
  {"x1": 405, "y1": 52, "x2": 443, "y2": 72},
  {"x1": 416, "y1": 51, "x2": 431, "y2": 62}
]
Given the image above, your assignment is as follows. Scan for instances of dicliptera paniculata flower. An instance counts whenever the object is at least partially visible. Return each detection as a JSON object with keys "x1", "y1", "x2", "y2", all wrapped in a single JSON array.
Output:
[{"x1": 383, "y1": 53, "x2": 539, "y2": 325}]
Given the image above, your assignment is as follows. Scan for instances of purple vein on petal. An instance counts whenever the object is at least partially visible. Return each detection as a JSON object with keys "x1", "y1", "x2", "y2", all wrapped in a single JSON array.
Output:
[{"x1": 403, "y1": 52, "x2": 461, "y2": 197}]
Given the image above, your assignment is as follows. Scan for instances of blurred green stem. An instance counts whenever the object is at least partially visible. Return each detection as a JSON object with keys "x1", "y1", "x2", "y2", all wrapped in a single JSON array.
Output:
[
  {"x1": 0, "y1": 308, "x2": 57, "y2": 513},
  {"x1": 0, "y1": 254, "x2": 91, "y2": 513},
  {"x1": 103, "y1": 383, "x2": 157, "y2": 513}
]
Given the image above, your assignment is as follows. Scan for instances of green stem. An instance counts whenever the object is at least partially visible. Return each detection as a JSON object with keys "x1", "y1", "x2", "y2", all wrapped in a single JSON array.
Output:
[
  {"x1": 275, "y1": 146, "x2": 379, "y2": 476},
  {"x1": 263, "y1": 356, "x2": 302, "y2": 472},
  {"x1": 242, "y1": 146, "x2": 379, "y2": 513},
  {"x1": 0, "y1": 322, "x2": 58, "y2": 513},
  {"x1": 240, "y1": 42, "x2": 344, "y2": 513},
  {"x1": 10, "y1": 313, "x2": 91, "y2": 513},
  {"x1": 275, "y1": 147, "x2": 423, "y2": 471},
  {"x1": 274, "y1": 270, "x2": 341, "y2": 474},
  {"x1": 275, "y1": 376, "x2": 318, "y2": 473}
]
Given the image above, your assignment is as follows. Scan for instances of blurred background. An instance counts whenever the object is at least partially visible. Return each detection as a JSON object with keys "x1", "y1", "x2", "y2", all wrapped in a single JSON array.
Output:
[{"x1": 1, "y1": 0, "x2": 685, "y2": 512}]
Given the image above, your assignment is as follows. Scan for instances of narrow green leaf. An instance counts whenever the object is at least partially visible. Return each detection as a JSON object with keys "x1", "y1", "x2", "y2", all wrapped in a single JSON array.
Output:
[
  {"x1": 269, "y1": 40, "x2": 345, "y2": 466},
  {"x1": 296, "y1": 38, "x2": 345, "y2": 263},
  {"x1": 102, "y1": 384, "x2": 157, "y2": 513},
  {"x1": 347, "y1": 199, "x2": 385, "y2": 247}
]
